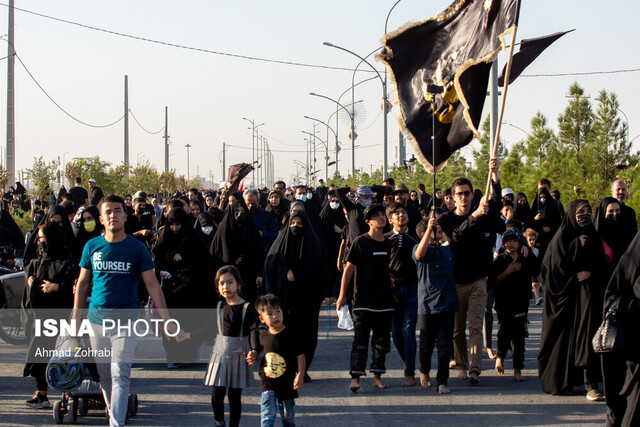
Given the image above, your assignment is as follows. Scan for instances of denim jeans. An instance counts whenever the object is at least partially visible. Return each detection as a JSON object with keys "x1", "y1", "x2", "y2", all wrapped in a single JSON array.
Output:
[
  {"x1": 391, "y1": 286, "x2": 418, "y2": 376},
  {"x1": 90, "y1": 322, "x2": 138, "y2": 427},
  {"x1": 260, "y1": 390, "x2": 295, "y2": 427}
]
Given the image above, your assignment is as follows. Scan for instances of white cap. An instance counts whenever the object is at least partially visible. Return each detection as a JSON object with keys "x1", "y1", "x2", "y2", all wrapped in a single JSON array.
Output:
[{"x1": 501, "y1": 188, "x2": 514, "y2": 198}]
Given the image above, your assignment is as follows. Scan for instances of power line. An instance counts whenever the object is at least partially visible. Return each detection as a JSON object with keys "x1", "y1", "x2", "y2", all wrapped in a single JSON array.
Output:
[
  {"x1": 128, "y1": 108, "x2": 165, "y2": 135},
  {"x1": 1, "y1": 2, "x2": 370, "y2": 73},
  {"x1": 521, "y1": 68, "x2": 640, "y2": 78},
  {"x1": 14, "y1": 51, "x2": 124, "y2": 128}
]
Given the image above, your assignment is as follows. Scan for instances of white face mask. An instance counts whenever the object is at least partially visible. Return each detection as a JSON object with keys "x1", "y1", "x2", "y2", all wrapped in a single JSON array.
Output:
[
  {"x1": 330, "y1": 201, "x2": 340, "y2": 210},
  {"x1": 202, "y1": 226, "x2": 214, "y2": 235},
  {"x1": 307, "y1": 193, "x2": 313, "y2": 200}
]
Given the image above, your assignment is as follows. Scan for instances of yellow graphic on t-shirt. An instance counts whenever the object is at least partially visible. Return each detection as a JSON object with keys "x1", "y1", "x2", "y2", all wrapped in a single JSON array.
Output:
[{"x1": 263, "y1": 352, "x2": 286, "y2": 379}]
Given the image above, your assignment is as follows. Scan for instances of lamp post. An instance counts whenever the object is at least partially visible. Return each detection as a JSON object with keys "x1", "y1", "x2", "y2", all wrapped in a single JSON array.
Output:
[
  {"x1": 242, "y1": 117, "x2": 264, "y2": 187},
  {"x1": 185, "y1": 144, "x2": 191, "y2": 181},
  {"x1": 324, "y1": 42, "x2": 389, "y2": 180},
  {"x1": 304, "y1": 116, "x2": 335, "y2": 181},
  {"x1": 302, "y1": 129, "x2": 328, "y2": 184},
  {"x1": 310, "y1": 93, "x2": 363, "y2": 176}
]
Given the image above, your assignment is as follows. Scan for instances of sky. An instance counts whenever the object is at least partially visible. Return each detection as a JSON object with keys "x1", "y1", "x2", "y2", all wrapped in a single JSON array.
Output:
[{"x1": 0, "y1": 0, "x2": 638, "y2": 189}]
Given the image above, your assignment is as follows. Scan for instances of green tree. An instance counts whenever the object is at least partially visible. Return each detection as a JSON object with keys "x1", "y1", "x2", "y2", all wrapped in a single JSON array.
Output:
[{"x1": 28, "y1": 156, "x2": 59, "y2": 201}]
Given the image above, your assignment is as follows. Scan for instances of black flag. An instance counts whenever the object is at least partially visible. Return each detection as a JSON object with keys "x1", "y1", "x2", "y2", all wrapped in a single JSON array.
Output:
[
  {"x1": 498, "y1": 30, "x2": 574, "y2": 87},
  {"x1": 379, "y1": 0, "x2": 520, "y2": 172}
]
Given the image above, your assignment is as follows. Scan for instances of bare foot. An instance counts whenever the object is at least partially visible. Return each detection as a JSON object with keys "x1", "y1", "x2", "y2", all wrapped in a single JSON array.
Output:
[
  {"x1": 469, "y1": 372, "x2": 479, "y2": 384},
  {"x1": 495, "y1": 358, "x2": 504, "y2": 375},
  {"x1": 456, "y1": 368, "x2": 469, "y2": 380},
  {"x1": 373, "y1": 374, "x2": 390, "y2": 389},
  {"x1": 401, "y1": 375, "x2": 416, "y2": 387},
  {"x1": 514, "y1": 370, "x2": 527, "y2": 382},
  {"x1": 420, "y1": 373, "x2": 431, "y2": 389},
  {"x1": 438, "y1": 384, "x2": 451, "y2": 394},
  {"x1": 349, "y1": 378, "x2": 360, "y2": 393},
  {"x1": 486, "y1": 348, "x2": 497, "y2": 360}
]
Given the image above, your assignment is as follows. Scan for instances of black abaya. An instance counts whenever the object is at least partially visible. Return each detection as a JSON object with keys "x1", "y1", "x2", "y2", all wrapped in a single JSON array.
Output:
[
  {"x1": 602, "y1": 230, "x2": 640, "y2": 426},
  {"x1": 210, "y1": 200, "x2": 264, "y2": 303},
  {"x1": 264, "y1": 211, "x2": 330, "y2": 373},
  {"x1": 538, "y1": 199, "x2": 607, "y2": 395}
]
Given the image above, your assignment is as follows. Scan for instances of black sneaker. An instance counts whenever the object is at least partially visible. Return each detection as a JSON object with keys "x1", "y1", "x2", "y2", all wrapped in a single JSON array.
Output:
[{"x1": 26, "y1": 392, "x2": 50, "y2": 409}]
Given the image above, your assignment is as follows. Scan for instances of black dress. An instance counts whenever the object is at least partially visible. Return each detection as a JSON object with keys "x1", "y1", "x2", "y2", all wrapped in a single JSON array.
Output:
[
  {"x1": 264, "y1": 211, "x2": 329, "y2": 373},
  {"x1": 602, "y1": 230, "x2": 640, "y2": 426},
  {"x1": 538, "y1": 199, "x2": 607, "y2": 395},
  {"x1": 210, "y1": 200, "x2": 264, "y2": 303}
]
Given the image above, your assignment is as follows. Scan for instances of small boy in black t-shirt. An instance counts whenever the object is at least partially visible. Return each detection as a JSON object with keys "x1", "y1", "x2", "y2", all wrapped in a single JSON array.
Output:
[
  {"x1": 337, "y1": 203, "x2": 394, "y2": 393},
  {"x1": 489, "y1": 228, "x2": 536, "y2": 382},
  {"x1": 248, "y1": 294, "x2": 305, "y2": 426}
]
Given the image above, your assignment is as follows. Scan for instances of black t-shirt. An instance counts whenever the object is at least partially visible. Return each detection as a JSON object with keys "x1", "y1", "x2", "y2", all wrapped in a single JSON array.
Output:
[
  {"x1": 384, "y1": 229, "x2": 419, "y2": 288},
  {"x1": 68, "y1": 185, "x2": 88, "y2": 209},
  {"x1": 489, "y1": 251, "x2": 536, "y2": 317},
  {"x1": 190, "y1": 301, "x2": 260, "y2": 349},
  {"x1": 258, "y1": 327, "x2": 303, "y2": 400},
  {"x1": 346, "y1": 234, "x2": 393, "y2": 311}
]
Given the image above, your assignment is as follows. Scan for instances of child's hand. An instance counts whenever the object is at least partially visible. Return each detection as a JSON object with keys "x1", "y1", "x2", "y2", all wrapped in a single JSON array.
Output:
[
  {"x1": 174, "y1": 331, "x2": 190, "y2": 342},
  {"x1": 506, "y1": 260, "x2": 522, "y2": 274},
  {"x1": 287, "y1": 269, "x2": 295, "y2": 282},
  {"x1": 336, "y1": 295, "x2": 347, "y2": 311},
  {"x1": 246, "y1": 350, "x2": 258, "y2": 366},
  {"x1": 293, "y1": 372, "x2": 304, "y2": 390}
]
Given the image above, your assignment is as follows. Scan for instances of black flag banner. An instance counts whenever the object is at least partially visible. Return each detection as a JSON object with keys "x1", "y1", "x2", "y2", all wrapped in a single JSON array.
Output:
[
  {"x1": 498, "y1": 30, "x2": 573, "y2": 87},
  {"x1": 379, "y1": 0, "x2": 521, "y2": 172}
]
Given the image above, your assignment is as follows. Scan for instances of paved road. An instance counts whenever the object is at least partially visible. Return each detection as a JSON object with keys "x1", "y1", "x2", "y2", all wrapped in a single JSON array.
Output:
[{"x1": 0, "y1": 302, "x2": 607, "y2": 426}]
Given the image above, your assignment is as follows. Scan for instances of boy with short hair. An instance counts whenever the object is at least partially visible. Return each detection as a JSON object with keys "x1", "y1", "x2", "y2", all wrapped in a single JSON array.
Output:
[
  {"x1": 337, "y1": 203, "x2": 394, "y2": 393},
  {"x1": 249, "y1": 294, "x2": 305, "y2": 427},
  {"x1": 414, "y1": 211, "x2": 459, "y2": 394},
  {"x1": 489, "y1": 228, "x2": 536, "y2": 382},
  {"x1": 384, "y1": 202, "x2": 419, "y2": 387}
]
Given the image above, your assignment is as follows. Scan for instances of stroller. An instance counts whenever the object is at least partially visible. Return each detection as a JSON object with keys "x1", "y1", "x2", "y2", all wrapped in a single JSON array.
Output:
[{"x1": 49, "y1": 337, "x2": 139, "y2": 424}]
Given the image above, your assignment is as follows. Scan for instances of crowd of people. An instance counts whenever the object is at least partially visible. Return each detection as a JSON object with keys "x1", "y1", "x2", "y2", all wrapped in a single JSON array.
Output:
[{"x1": 13, "y1": 168, "x2": 640, "y2": 426}]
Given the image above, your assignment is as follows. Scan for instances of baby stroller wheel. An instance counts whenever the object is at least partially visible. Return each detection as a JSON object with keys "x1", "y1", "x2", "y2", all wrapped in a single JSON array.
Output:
[
  {"x1": 68, "y1": 399, "x2": 78, "y2": 424},
  {"x1": 127, "y1": 394, "x2": 138, "y2": 417},
  {"x1": 53, "y1": 400, "x2": 65, "y2": 424},
  {"x1": 78, "y1": 397, "x2": 88, "y2": 416}
]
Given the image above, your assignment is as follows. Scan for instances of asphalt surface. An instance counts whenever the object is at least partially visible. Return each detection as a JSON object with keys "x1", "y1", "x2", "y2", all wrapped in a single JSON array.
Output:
[{"x1": 0, "y1": 301, "x2": 607, "y2": 426}]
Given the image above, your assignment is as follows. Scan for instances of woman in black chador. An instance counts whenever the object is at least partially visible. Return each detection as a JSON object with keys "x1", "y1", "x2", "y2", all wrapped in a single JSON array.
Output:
[
  {"x1": 602, "y1": 231, "x2": 640, "y2": 426},
  {"x1": 530, "y1": 187, "x2": 562, "y2": 259},
  {"x1": 593, "y1": 197, "x2": 633, "y2": 279},
  {"x1": 23, "y1": 222, "x2": 78, "y2": 408},
  {"x1": 318, "y1": 191, "x2": 346, "y2": 299},
  {"x1": 210, "y1": 200, "x2": 264, "y2": 303},
  {"x1": 73, "y1": 205, "x2": 104, "y2": 258},
  {"x1": 264, "y1": 210, "x2": 329, "y2": 380},
  {"x1": 153, "y1": 208, "x2": 211, "y2": 365},
  {"x1": 538, "y1": 200, "x2": 607, "y2": 399}
]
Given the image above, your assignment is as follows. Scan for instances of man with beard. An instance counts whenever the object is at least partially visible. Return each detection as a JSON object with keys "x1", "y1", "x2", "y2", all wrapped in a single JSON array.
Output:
[{"x1": 611, "y1": 179, "x2": 637, "y2": 234}]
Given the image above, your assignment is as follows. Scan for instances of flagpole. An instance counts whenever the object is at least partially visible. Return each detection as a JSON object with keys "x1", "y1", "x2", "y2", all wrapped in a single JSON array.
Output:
[{"x1": 485, "y1": 26, "x2": 518, "y2": 197}]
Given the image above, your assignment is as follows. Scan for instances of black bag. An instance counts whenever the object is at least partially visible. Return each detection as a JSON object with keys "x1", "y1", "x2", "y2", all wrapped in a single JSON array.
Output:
[
  {"x1": 169, "y1": 268, "x2": 190, "y2": 296},
  {"x1": 592, "y1": 296, "x2": 624, "y2": 353}
]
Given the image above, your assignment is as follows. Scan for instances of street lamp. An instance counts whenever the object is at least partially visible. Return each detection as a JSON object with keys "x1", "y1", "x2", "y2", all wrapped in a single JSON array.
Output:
[
  {"x1": 324, "y1": 41, "x2": 389, "y2": 180},
  {"x1": 304, "y1": 115, "x2": 335, "y2": 181},
  {"x1": 185, "y1": 144, "x2": 191, "y2": 181},
  {"x1": 242, "y1": 117, "x2": 264, "y2": 187},
  {"x1": 309, "y1": 93, "x2": 363, "y2": 176}
]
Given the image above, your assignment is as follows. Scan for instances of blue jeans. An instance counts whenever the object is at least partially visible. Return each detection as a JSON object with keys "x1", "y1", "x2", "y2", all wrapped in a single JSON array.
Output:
[
  {"x1": 260, "y1": 390, "x2": 295, "y2": 427},
  {"x1": 391, "y1": 286, "x2": 418, "y2": 377}
]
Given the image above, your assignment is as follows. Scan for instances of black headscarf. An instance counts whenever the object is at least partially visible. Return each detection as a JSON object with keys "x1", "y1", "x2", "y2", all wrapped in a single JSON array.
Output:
[
  {"x1": 0, "y1": 209, "x2": 25, "y2": 253},
  {"x1": 513, "y1": 192, "x2": 532, "y2": 229},
  {"x1": 24, "y1": 205, "x2": 75, "y2": 265},
  {"x1": 265, "y1": 211, "x2": 330, "y2": 299},
  {"x1": 73, "y1": 205, "x2": 103, "y2": 253},
  {"x1": 593, "y1": 197, "x2": 633, "y2": 267},
  {"x1": 538, "y1": 199, "x2": 607, "y2": 395}
]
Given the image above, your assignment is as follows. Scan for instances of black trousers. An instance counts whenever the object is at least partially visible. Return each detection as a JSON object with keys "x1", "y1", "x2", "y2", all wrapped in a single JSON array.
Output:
[
  {"x1": 211, "y1": 386, "x2": 242, "y2": 427},
  {"x1": 350, "y1": 310, "x2": 392, "y2": 378},
  {"x1": 496, "y1": 313, "x2": 526, "y2": 370},
  {"x1": 419, "y1": 312, "x2": 454, "y2": 387}
]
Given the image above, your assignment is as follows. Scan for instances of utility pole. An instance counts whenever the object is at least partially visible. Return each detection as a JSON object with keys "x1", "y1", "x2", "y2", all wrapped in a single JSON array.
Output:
[
  {"x1": 6, "y1": 0, "x2": 15, "y2": 186},
  {"x1": 164, "y1": 106, "x2": 169, "y2": 173},
  {"x1": 222, "y1": 142, "x2": 226, "y2": 181},
  {"x1": 124, "y1": 75, "x2": 129, "y2": 172},
  {"x1": 185, "y1": 144, "x2": 191, "y2": 181}
]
